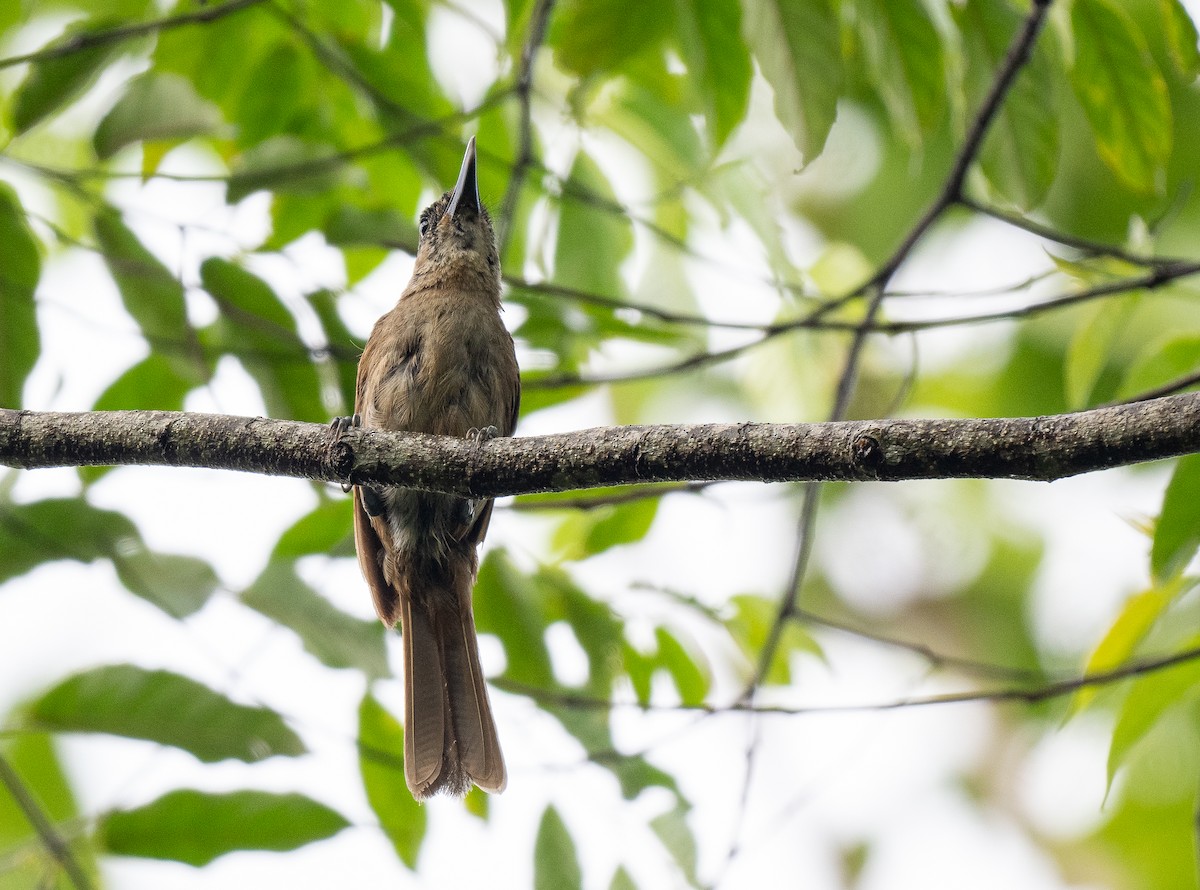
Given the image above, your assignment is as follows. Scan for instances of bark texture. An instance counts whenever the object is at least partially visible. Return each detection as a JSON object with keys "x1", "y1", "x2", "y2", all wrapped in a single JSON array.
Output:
[{"x1": 2, "y1": 393, "x2": 1199, "y2": 498}]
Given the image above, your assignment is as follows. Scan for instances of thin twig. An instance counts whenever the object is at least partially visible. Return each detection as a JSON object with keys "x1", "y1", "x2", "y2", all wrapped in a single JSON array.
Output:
[
  {"x1": 494, "y1": 640, "x2": 1200, "y2": 715},
  {"x1": 959, "y1": 195, "x2": 1190, "y2": 267},
  {"x1": 745, "y1": 0, "x2": 1056, "y2": 771},
  {"x1": 1108, "y1": 368, "x2": 1200, "y2": 406},
  {"x1": 497, "y1": 0, "x2": 555, "y2": 250},
  {"x1": 0, "y1": 754, "x2": 92, "y2": 890},
  {"x1": 0, "y1": 0, "x2": 267, "y2": 71},
  {"x1": 507, "y1": 481, "x2": 713, "y2": 511}
]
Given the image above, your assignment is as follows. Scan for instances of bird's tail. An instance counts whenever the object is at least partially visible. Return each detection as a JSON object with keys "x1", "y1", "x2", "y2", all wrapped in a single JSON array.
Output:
[{"x1": 401, "y1": 556, "x2": 506, "y2": 799}]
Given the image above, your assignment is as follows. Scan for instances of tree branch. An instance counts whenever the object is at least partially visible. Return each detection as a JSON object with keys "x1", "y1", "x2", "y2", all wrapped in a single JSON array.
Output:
[
  {"x1": 496, "y1": 0, "x2": 556, "y2": 250},
  {"x1": 3, "y1": 394, "x2": 1200, "y2": 496},
  {"x1": 0, "y1": 0, "x2": 267, "y2": 71},
  {"x1": 495, "y1": 641, "x2": 1200, "y2": 716},
  {"x1": 0, "y1": 754, "x2": 92, "y2": 890}
]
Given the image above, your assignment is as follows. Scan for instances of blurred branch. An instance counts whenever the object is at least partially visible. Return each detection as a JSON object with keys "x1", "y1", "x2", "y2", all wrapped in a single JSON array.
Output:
[
  {"x1": 496, "y1": 640, "x2": 1200, "y2": 716},
  {"x1": 507, "y1": 481, "x2": 713, "y2": 511},
  {"x1": 0, "y1": 0, "x2": 267, "y2": 71},
  {"x1": 752, "y1": 0, "x2": 1057, "y2": 698},
  {"x1": 4, "y1": 393, "x2": 1200, "y2": 495},
  {"x1": 0, "y1": 754, "x2": 92, "y2": 890},
  {"x1": 497, "y1": 0, "x2": 556, "y2": 250},
  {"x1": 789, "y1": 606, "x2": 1043, "y2": 682},
  {"x1": 524, "y1": 258, "x2": 1200, "y2": 390},
  {"x1": 507, "y1": 276, "x2": 768, "y2": 330},
  {"x1": 633, "y1": 579, "x2": 1041, "y2": 682},
  {"x1": 959, "y1": 195, "x2": 1190, "y2": 267},
  {"x1": 0, "y1": 96, "x2": 512, "y2": 191},
  {"x1": 1108, "y1": 369, "x2": 1200, "y2": 406}
]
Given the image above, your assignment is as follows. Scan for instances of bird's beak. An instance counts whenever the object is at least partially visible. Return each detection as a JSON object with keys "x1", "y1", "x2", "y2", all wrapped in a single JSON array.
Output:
[{"x1": 445, "y1": 136, "x2": 480, "y2": 219}]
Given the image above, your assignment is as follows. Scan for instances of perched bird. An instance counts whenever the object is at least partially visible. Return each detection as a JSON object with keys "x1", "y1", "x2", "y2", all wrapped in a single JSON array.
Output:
[{"x1": 348, "y1": 137, "x2": 518, "y2": 798}]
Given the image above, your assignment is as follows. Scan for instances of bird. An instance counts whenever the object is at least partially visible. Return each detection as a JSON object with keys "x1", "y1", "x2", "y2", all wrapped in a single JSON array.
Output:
[{"x1": 346, "y1": 137, "x2": 518, "y2": 799}]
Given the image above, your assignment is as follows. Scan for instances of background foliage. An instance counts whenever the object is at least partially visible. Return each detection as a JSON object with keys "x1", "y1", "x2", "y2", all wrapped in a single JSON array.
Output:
[{"x1": 3, "y1": 0, "x2": 1200, "y2": 887}]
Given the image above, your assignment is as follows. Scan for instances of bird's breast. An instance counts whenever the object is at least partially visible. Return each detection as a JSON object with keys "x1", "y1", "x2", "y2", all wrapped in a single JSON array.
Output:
[{"x1": 364, "y1": 288, "x2": 514, "y2": 438}]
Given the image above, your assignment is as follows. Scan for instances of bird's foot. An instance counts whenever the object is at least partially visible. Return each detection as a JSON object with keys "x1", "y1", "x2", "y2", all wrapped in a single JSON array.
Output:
[
  {"x1": 328, "y1": 414, "x2": 361, "y2": 492},
  {"x1": 360, "y1": 484, "x2": 387, "y2": 517},
  {"x1": 466, "y1": 425, "x2": 499, "y2": 445},
  {"x1": 329, "y1": 413, "x2": 361, "y2": 437}
]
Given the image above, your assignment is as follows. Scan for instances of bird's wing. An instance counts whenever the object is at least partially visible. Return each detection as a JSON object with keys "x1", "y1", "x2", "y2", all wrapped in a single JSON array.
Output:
[{"x1": 353, "y1": 474, "x2": 402, "y2": 628}]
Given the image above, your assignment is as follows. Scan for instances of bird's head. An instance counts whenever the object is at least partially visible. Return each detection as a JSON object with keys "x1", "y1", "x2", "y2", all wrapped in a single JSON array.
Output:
[{"x1": 414, "y1": 137, "x2": 500, "y2": 292}]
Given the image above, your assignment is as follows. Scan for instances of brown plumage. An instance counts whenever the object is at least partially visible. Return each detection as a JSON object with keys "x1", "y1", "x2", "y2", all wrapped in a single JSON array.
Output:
[{"x1": 351, "y1": 137, "x2": 518, "y2": 798}]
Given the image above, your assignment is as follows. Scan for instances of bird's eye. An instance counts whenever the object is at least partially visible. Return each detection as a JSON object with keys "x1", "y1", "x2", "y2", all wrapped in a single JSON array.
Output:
[{"x1": 418, "y1": 208, "x2": 434, "y2": 239}]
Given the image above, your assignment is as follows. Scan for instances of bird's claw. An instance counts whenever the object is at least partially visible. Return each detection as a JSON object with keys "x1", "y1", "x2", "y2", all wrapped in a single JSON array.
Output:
[
  {"x1": 466, "y1": 425, "x2": 499, "y2": 445},
  {"x1": 328, "y1": 414, "x2": 361, "y2": 492},
  {"x1": 360, "y1": 484, "x2": 387, "y2": 517},
  {"x1": 329, "y1": 413, "x2": 361, "y2": 438}
]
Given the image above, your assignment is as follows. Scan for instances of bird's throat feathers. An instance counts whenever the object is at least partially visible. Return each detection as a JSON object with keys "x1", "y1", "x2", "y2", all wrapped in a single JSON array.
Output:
[{"x1": 409, "y1": 195, "x2": 501, "y2": 302}]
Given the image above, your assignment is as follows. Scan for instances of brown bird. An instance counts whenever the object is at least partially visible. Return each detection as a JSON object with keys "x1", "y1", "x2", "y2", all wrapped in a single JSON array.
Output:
[{"x1": 348, "y1": 137, "x2": 518, "y2": 798}]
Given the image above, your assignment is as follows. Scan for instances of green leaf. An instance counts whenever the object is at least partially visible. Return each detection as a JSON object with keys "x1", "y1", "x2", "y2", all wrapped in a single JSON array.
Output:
[
  {"x1": 474, "y1": 553, "x2": 554, "y2": 687},
  {"x1": 1118, "y1": 334, "x2": 1200, "y2": 401},
  {"x1": 1152, "y1": 454, "x2": 1200, "y2": 582},
  {"x1": 200, "y1": 257, "x2": 326, "y2": 421},
  {"x1": 727, "y1": 593, "x2": 822, "y2": 684},
  {"x1": 27, "y1": 665, "x2": 306, "y2": 763},
  {"x1": 0, "y1": 498, "x2": 134, "y2": 583},
  {"x1": 623, "y1": 641, "x2": 654, "y2": 704},
  {"x1": 96, "y1": 790, "x2": 349, "y2": 866},
  {"x1": 552, "y1": 497, "x2": 660, "y2": 560},
  {"x1": 93, "y1": 352, "x2": 198, "y2": 412},
  {"x1": 358, "y1": 694, "x2": 426, "y2": 868},
  {"x1": 655, "y1": 628, "x2": 709, "y2": 706},
  {"x1": 856, "y1": 0, "x2": 946, "y2": 142},
  {"x1": 598, "y1": 74, "x2": 706, "y2": 176},
  {"x1": 228, "y1": 136, "x2": 347, "y2": 203},
  {"x1": 241, "y1": 561, "x2": 389, "y2": 679},
  {"x1": 266, "y1": 190, "x2": 339, "y2": 250},
  {"x1": 339, "y1": 4, "x2": 453, "y2": 125},
  {"x1": 93, "y1": 208, "x2": 205, "y2": 382},
  {"x1": 152, "y1": 0, "x2": 285, "y2": 114},
  {"x1": 0, "y1": 1, "x2": 21, "y2": 36},
  {"x1": 464, "y1": 785, "x2": 490, "y2": 819},
  {"x1": 306, "y1": 289, "x2": 360, "y2": 414},
  {"x1": 1161, "y1": 0, "x2": 1200, "y2": 78},
  {"x1": 552, "y1": 707, "x2": 680, "y2": 800},
  {"x1": 955, "y1": 0, "x2": 1060, "y2": 209},
  {"x1": 1070, "y1": 580, "x2": 1183, "y2": 715},
  {"x1": 534, "y1": 806, "x2": 582, "y2": 890},
  {"x1": 650, "y1": 803, "x2": 698, "y2": 886},
  {"x1": 553, "y1": 571, "x2": 624, "y2": 693},
  {"x1": 93, "y1": 72, "x2": 223, "y2": 160},
  {"x1": 0, "y1": 184, "x2": 41, "y2": 409},
  {"x1": 272, "y1": 496, "x2": 353, "y2": 558},
  {"x1": 1107, "y1": 632, "x2": 1200, "y2": 791},
  {"x1": 0, "y1": 732, "x2": 96, "y2": 888},
  {"x1": 1069, "y1": 0, "x2": 1171, "y2": 192},
  {"x1": 324, "y1": 205, "x2": 416, "y2": 249},
  {"x1": 112, "y1": 550, "x2": 220, "y2": 619},
  {"x1": 0, "y1": 496, "x2": 218, "y2": 615},
  {"x1": 674, "y1": 0, "x2": 751, "y2": 148},
  {"x1": 609, "y1": 867, "x2": 640, "y2": 890},
  {"x1": 1064, "y1": 295, "x2": 1138, "y2": 408},
  {"x1": 551, "y1": 0, "x2": 674, "y2": 76},
  {"x1": 10, "y1": 20, "x2": 117, "y2": 133},
  {"x1": 235, "y1": 41, "x2": 313, "y2": 147},
  {"x1": 741, "y1": 0, "x2": 842, "y2": 163},
  {"x1": 554, "y1": 151, "x2": 633, "y2": 297}
]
